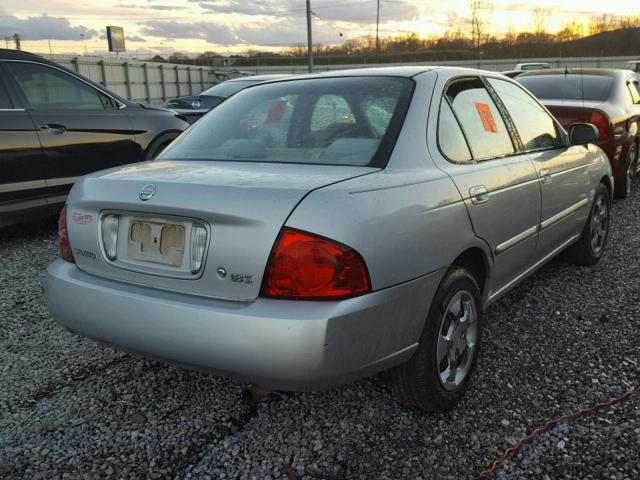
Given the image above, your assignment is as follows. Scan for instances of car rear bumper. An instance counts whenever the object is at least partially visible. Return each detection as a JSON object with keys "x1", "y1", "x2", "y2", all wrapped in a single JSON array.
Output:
[{"x1": 46, "y1": 260, "x2": 442, "y2": 391}]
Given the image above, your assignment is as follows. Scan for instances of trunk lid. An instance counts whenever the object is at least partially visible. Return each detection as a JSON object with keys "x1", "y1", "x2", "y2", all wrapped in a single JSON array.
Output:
[
  {"x1": 66, "y1": 160, "x2": 376, "y2": 301},
  {"x1": 540, "y1": 100, "x2": 609, "y2": 129}
]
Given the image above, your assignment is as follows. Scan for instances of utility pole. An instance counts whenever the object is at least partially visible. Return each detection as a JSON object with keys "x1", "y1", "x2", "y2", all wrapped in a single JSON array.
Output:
[
  {"x1": 375, "y1": 0, "x2": 380, "y2": 53},
  {"x1": 80, "y1": 33, "x2": 87, "y2": 56},
  {"x1": 306, "y1": 0, "x2": 313, "y2": 73}
]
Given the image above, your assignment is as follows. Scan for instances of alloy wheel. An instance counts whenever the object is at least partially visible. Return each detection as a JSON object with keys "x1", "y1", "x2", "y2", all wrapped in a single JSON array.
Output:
[
  {"x1": 590, "y1": 193, "x2": 608, "y2": 255},
  {"x1": 436, "y1": 290, "x2": 478, "y2": 391}
]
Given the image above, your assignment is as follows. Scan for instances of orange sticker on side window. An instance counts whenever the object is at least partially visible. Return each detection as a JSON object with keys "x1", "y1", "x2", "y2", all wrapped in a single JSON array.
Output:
[
  {"x1": 264, "y1": 100, "x2": 287, "y2": 124},
  {"x1": 475, "y1": 102, "x2": 498, "y2": 133}
]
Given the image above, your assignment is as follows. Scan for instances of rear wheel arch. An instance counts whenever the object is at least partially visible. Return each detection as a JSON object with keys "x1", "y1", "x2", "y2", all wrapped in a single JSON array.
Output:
[
  {"x1": 144, "y1": 130, "x2": 182, "y2": 160},
  {"x1": 451, "y1": 247, "x2": 490, "y2": 297}
]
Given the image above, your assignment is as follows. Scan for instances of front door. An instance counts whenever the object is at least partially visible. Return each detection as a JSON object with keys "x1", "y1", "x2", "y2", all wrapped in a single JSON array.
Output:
[{"x1": 3, "y1": 60, "x2": 140, "y2": 208}]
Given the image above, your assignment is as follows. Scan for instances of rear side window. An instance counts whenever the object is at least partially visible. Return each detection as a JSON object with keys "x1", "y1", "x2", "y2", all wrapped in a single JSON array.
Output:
[
  {"x1": 161, "y1": 76, "x2": 413, "y2": 168},
  {"x1": 488, "y1": 78, "x2": 563, "y2": 152},
  {"x1": 627, "y1": 79, "x2": 640, "y2": 105},
  {"x1": 518, "y1": 74, "x2": 614, "y2": 102},
  {"x1": 438, "y1": 99, "x2": 472, "y2": 163},
  {"x1": 0, "y1": 78, "x2": 12, "y2": 108},
  {"x1": 6, "y1": 62, "x2": 104, "y2": 110},
  {"x1": 444, "y1": 78, "x2": 514, "y2": 160}
]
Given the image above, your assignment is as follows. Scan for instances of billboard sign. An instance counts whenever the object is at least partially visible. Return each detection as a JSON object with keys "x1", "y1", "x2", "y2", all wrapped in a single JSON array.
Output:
[{"x1": 106, "y1": 26, "x2": 126, "y2": 53}]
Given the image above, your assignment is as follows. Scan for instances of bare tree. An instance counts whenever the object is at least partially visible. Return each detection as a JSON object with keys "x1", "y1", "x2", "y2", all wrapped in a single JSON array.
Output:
[
  {"x1": 469, "y1": 1, "x2": 493, "y2": 49},
  {"x1": 532, "y1": 8, "x2": 550, "y2": 43}
]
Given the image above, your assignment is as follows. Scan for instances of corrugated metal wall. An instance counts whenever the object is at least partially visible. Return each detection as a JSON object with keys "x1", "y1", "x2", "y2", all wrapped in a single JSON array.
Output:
[{"x1": 41, "y1": 55, "x2": 226, "y2": 104}]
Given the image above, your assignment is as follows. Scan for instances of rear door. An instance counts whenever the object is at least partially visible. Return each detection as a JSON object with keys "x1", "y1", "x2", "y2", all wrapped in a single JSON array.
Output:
[
  {"x1": 3, "y1": 60, "x2": 140, "y2": 208},
  {"x1": 431, "y1": 76, "x2": 541, "y2": 299},
  {"x1": 486, "y1": 77, "x2": 592, "y2": 259},
  {"x1": 0, "y1": 66, "x2": 47, "y2": 224}
]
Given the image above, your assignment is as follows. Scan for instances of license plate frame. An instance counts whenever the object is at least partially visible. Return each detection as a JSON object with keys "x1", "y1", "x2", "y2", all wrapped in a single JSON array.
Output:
[{"x1": 127, "y1": 219, "x2": 185, "y2": 267}]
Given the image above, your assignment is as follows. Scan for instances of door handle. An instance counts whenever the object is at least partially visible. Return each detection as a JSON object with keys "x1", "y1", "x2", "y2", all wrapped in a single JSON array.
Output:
[
  {"x1": 40, "y1": 124, "x2": 67, "y2": 134},
  {"x1": 540, "y1": 168, "x2": 552, "y2": 184},
  {"x1": 469, "y1": 185, "x2": 490, "y2": 205}
]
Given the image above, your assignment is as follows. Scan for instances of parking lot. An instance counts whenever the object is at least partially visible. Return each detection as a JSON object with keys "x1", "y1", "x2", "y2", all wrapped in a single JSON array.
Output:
[{"x1": 0, "y1": 184, "x2": 636, "y2": 480}]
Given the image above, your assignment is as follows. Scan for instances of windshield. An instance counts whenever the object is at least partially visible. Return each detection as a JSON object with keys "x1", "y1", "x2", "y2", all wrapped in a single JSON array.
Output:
[
  {"x1": 518, "y1": 74, "x2": 615, "y2": 102},
  {"x1": 160, "y1": 76, "x2": 413, "y2": 168},
  {"x1": 201, "y1": 80, "x2": 259, "y2": 98}
]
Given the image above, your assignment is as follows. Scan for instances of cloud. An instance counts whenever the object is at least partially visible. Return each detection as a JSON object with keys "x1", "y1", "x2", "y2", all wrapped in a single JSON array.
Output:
[
  {"x1": 139, "y1": 15, "x2": 345, "y2": 47},
  {"x1": 140, "y1": 20, "x2": 238, "y2": 45},
  {"x1": 194, "y1": 0, "x2": 419, "y2": 24},
  {"x1": 126, "y1": 35, "x2": 146, "y2": 42},
  {"x1": 117, "y1": 3, "x2": 187, "y2": 11},
  {"x1": 0, "y1": 7, "x2": 97, "y2": 40}
]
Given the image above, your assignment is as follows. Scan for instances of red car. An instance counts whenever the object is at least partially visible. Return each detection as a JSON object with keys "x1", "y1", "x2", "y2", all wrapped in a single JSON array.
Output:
[{"x1": 518, "y1": 68, "x2": 640, "y2": 198}]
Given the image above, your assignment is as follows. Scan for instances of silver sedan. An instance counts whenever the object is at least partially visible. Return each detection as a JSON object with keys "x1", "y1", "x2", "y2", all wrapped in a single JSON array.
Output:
[{"x1": 46, "y1": 66, "x2": 613, "y2": 411}]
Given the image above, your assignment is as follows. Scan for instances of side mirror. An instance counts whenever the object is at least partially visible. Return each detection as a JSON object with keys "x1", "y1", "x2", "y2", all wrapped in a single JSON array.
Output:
[{"x1": 568, "y1": 123, "x2": 599, "y2": 146}]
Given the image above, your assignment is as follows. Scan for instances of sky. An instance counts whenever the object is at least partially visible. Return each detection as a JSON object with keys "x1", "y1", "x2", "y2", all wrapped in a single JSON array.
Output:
[{"x1": 1, "y1": 0, "x2": 638, "y2": 56}]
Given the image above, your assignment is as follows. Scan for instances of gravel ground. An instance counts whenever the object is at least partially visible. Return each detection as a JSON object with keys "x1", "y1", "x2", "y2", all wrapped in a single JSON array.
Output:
[{"x1": 0, "y1": 186, "x2": 638, "y2": 480}]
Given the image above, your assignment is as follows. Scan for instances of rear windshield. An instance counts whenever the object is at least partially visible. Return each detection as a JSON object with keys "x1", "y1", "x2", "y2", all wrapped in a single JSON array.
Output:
[
  {"x1": 201, "y1": 80, "x2": 259, "y2": 98},
  {"x1": 161, "y1": 76, "x2": 413, "y2": 168},
  {"x1": 518, "y1": 74, "x2": 615, "y2": 101}
]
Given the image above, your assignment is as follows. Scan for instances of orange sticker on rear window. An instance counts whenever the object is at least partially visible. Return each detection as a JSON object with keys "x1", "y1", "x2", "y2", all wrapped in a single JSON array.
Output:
[
  {"x1": 264, "y1": 100, "x2": 287, "y2": 124},
  {"x1": 475, "y1": 102, "x2": 498, "y2": 133}
]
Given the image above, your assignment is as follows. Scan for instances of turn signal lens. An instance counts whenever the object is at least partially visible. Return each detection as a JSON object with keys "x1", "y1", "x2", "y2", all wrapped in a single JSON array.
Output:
[
  {"x1": 101, "y1": 214, "x2": 119, "y2": 260},
  {"x1": 589, "y1": 111, "x2": 611, "y2": 141},
  {"x1": 261, "y1": 228, "x2": 370, "y2": 300},
  {"x1": 58, "y1": 206, "x2": 75, "y2": 263},
  {"x1": 190, "y1": 226, "x2": 208, "y2": 273}
]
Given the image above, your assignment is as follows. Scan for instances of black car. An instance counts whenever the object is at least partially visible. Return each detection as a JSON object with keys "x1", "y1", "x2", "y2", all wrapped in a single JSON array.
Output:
[
  {"x1": 0, "y1": 49, "x2": 188, "y2": 227},
  {"x1": 164, "y1": 74, "x2": 290, "y2": 123}
]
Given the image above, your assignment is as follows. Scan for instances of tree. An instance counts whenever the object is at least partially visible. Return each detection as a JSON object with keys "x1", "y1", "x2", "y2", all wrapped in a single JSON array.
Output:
[
  {"x1": 589, "y1": 14, "x2": 617, "y2": 35},
  {"x1": 532, "y1": 8, "x2": 550, "y2": 43},
  {"x1": 469, "y1": 1, "x2": 493, "y2": 49}
]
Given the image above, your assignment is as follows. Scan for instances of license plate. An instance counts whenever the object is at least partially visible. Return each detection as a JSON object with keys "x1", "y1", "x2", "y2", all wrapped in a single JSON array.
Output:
[{"x1": 127, "y1": 220, "x2": 185, "y2": 267}]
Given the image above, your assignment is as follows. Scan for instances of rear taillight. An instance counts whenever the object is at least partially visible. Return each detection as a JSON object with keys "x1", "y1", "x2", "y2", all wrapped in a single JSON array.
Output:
[
  {"x1": 58, "y1": 206, "x2": 75, "y2": 263},
  {"x1": 261, "y1": 228, "x2": 370, "y2": 300},
  {"x1": 589, "y1": 111, "x2": 611, "y2": 141}
]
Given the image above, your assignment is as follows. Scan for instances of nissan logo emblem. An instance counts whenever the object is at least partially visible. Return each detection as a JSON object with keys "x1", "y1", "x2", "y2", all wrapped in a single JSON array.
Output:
[{"x1": 139, "y1": 184, "x2": 156, "y2": 201}]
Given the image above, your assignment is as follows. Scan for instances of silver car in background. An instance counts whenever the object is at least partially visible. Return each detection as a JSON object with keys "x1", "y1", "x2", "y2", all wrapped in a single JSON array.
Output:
[{"x1": 46, "y1": 67, "x2": 613, "y2": 411}]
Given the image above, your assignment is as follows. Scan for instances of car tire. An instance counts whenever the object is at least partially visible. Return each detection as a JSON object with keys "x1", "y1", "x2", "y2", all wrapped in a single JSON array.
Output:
[
  {"x1": 564, "y1": 182, "x2": 610, "y2": 266},
  {"x1": 145, "y1": 132, "x2": 179, "y2": 160},
  {"x1": 614, "y1": 143, "x2": 637, "y2": 199},
  {"x1": 390, "y1": 267, "x2": 483, "y2": 412}
]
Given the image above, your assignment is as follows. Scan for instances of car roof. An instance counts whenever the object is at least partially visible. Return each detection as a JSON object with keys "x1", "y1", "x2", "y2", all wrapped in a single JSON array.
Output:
[
  {"x1": 227, "y1": 74, "x2": 291, "y2": 82},
  {"x1": 249, "y1": 66, "x2": 522, "y2": 83},
  {"x1": 518, "y1": 68, "x2": 628, "y2": 78},
  {"x1": 0, "y1": 48, "x2": 49, "y2": 62}
]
